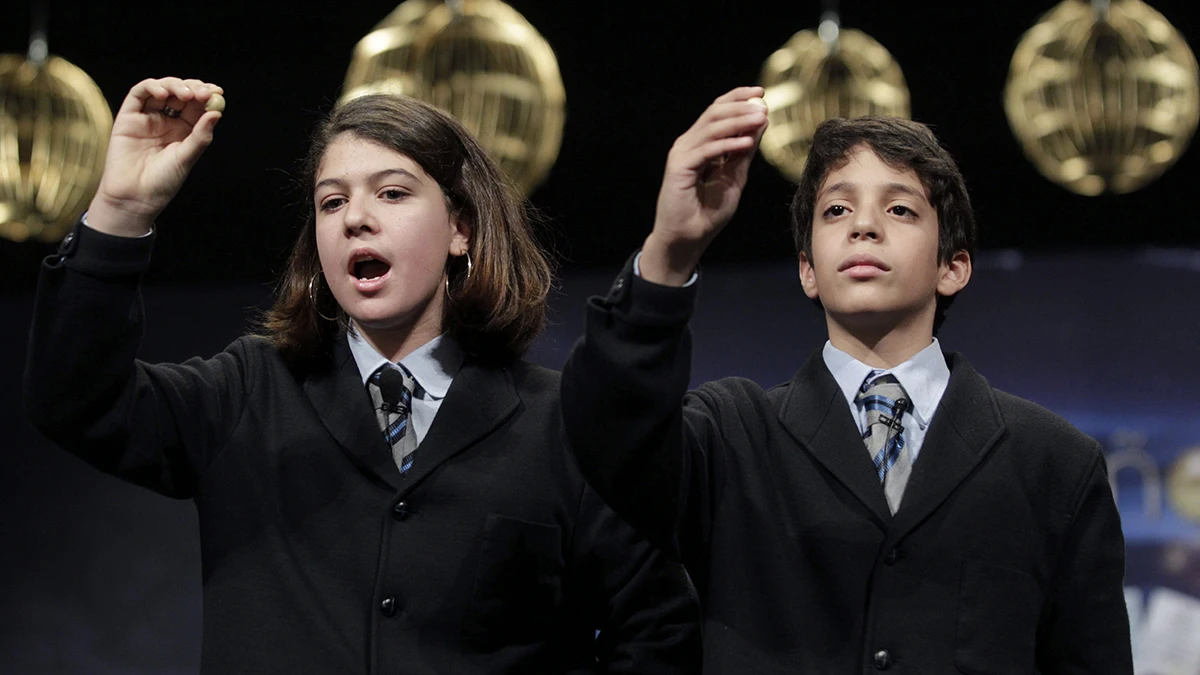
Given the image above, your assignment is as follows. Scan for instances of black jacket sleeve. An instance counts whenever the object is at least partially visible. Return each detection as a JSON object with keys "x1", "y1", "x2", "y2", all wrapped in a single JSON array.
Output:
[
  {"x1": 561, "y1": 254, "x2": 726, "y2": 578},
  {"x1": 23, "y1": 220, "x2": 250, "y2": 498},
  {"x1": 1036, "y1": 447, "x2": 1134, "y2": 674},
  {"x1": 571, "y1": 485, "x2": 701, "y2": 674}
]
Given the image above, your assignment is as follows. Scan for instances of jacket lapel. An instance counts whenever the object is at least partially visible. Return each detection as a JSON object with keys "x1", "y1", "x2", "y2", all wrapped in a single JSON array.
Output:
[
  {"x1": 394, "y1": 360, "x2": 520, "y2": 498},
  {"x1": 778, "y1": 351, "x2": 893, "y2": 527},
  {"x1": 304, "y1": 338, "x2": 522, "y2": 496},
  {"x1": 303, "y1": 337, "x2": 405, "y2": 492},
  {"x1": 887, "y1": 352, "x2": 1006, "y2": 541}
]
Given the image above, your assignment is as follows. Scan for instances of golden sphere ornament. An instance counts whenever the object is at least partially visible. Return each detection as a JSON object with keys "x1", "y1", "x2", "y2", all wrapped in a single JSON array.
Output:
[
  {"x1": 1004, "y1": 0, "x2": 1200, "y2": 195},
  {"x1": 1166, "y1": 447, "x2": 1200, "y2": 524},
  {"x1": 0, "y1": 54, "x2": 112, "y2": 242},
  {"x1": 759, "y1": 16, "x2": 910, "y2": 182},
  {"x1": 342, "y1": 0, "x2": 566, "y2": 195}
]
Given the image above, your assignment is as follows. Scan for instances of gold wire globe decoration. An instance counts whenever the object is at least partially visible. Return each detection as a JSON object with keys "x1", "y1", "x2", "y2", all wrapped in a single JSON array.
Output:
[
  {"x1": 1167, "y1": 447, "x2": 1200, "y2": 524},
  {"x1": 1005, "y1": 0, "x2": 1200, "y2": 196},
  {"x1": 342, "y1": 0, "x2": 566, "y2": 195},
  {"x1": 0, "y1": 54, "x2": 112, "y2": 243},
  {"x1": 759, "y1": 23, "x2": 910, "y2": 182}
]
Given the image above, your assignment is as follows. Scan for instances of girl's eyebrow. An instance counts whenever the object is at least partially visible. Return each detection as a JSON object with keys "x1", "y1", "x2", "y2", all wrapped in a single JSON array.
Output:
[{"x1": 315, "y1": 168, "x2": 423, "y2": 192}]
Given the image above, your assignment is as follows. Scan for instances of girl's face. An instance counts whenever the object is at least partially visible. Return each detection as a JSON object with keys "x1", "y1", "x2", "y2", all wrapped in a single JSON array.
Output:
[{"x1": 314, "y1": 133, "x2": 469, "y2": 346}]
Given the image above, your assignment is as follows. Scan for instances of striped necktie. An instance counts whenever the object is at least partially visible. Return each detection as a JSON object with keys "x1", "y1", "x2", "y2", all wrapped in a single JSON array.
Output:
[
  {"x1": 368, "y1": 365, "x2": 418, "y2": 474},
  {"x1": 856, "y1": 370, "x2": 914, "y2": 514}
]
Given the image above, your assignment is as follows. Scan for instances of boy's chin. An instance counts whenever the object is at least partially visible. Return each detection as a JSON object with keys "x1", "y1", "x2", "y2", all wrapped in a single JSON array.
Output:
[{"x1": 827, "y1": 305, "x2": 932, "y2": 331}]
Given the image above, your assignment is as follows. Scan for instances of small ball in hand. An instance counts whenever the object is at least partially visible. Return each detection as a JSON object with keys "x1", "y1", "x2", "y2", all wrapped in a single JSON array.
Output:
[{"x1": 205, "y1": 94, "x2": 226, "y2": 113}]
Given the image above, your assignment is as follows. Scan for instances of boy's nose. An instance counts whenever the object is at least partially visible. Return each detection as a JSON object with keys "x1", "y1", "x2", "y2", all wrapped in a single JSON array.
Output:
[{"x1": 849, "y1": 215, "x2": 882, "y2": 241}]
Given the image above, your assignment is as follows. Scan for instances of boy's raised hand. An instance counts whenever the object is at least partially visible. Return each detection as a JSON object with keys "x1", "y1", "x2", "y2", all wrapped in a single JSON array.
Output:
[
  {"x1": 641, "y1": 86, "x2": 768, "y2": 286},
  {"x1": 85, "y1": 77, "x2": 224, "y2": 237}
]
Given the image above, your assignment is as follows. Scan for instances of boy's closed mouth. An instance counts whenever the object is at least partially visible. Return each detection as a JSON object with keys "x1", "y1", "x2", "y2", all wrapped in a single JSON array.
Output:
[{"x1": 838, "y1": 254, "x2": 890, "y2": 278}]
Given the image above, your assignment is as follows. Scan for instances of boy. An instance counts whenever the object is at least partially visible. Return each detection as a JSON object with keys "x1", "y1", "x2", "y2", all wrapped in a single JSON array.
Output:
[{"x1": 561, "y1": 87, "x2": 1132, "y2": 673}]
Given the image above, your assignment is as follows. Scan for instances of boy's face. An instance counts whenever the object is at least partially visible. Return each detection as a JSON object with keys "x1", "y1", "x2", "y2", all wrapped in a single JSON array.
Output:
[{"x1": 799, "y1": 145, "x2": 969, "y2": 332}]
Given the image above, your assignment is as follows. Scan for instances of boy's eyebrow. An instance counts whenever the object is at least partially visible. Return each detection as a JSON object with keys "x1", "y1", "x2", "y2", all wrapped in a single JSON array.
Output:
[
  {"x1": 314, "y1": 168, "x2": 423, "y2": 192},
  {"x1": 819, "y1": 181, "x2": 856, "y2": 198},
  {"x1": 881, "y1": 182, "x2": 929, "y2": 202},
  {"x1": 819, "y1": 181, "x2": 928, "y2": 202}
]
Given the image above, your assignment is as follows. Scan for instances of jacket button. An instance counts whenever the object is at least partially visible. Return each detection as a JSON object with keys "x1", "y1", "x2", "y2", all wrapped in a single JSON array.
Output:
[
  {"x1": 380, "y1": 596, "x2": 397, "y2": 617},
  {"x1": 884, "y1": 548, "x2": 899, "y2": 565},
  {"x1": 392, "y1": 500, "x2": 410, "y2": 521},
  {"x1": 873, "y1": 649, "x2": 893, "y2": 670}
]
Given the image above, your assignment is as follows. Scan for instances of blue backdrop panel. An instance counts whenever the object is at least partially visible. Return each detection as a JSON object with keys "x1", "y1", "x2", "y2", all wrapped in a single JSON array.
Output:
[{"x1": 2, "y1": 249, "x2": 1196, "y2": 672}]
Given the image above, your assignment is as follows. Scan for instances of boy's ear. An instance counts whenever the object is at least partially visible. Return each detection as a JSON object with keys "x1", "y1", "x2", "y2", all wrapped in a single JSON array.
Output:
[
  {"x1": 937, "y1": 250, "x2": 972, "y2": 297},
  {"x1": 798, "y1": 252, "x2": 820, "y2": 300}
]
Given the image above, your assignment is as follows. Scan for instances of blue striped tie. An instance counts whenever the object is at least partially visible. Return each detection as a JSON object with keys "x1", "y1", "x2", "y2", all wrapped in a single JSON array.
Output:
[
  {"x1": 368, "y1": 365, "x2": 418, "y2": 474},
  {"x1": 855, "y1": 370, "x2": 913, "y2": 514}
]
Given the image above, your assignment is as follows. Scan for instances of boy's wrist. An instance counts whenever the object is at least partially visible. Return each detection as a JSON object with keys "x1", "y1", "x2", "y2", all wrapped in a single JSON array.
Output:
[{"x1": 640, "y1": 233, "x2": 702, "y2": 287}]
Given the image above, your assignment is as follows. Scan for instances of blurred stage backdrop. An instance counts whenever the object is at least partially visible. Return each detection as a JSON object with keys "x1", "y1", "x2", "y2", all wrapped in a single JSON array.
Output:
[{"x1": 1, "y1": 0, "x2": 1198, "y2": 672}]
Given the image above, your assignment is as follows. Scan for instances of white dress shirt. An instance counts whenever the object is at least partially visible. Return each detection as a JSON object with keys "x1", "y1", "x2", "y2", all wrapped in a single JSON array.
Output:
[
  {"x1": 821, "y1": 338, "x2": 951, "y2": 464},
  {"x1": 347, "y1": 327, "x2": 465, "y2": 447}
]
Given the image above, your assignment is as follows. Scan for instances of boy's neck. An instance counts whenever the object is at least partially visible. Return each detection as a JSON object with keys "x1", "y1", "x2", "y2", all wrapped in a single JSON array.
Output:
[{"x1": 825, "y1": 312, "x2": 936, "y2": 369}]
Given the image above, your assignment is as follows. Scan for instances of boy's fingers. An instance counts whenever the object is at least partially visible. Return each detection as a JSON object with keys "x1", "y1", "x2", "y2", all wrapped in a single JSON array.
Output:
[
  {"x1": 679, "y1": 136, "x2": 756, "y2": 173},
  {"x1": 693, "y1": 100, "x2": 769, "y2": 131},
  {"x1": 713, "y1": 86, "x2": 765, "y2": 105},
  {"x1": 674, "y1": 112, "x2": 766, "y2": 165}
]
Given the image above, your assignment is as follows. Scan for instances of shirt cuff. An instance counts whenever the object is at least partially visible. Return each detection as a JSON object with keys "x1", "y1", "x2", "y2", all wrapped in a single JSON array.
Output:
[
  {"x1": 595, "y1": 251, "x2": 698, "y2": 327},
  {"x1": 54, "y1": 213, "x2": 155, "y2": 277},
  {"x1": 81, "y1": 210, "x2": 155, "y2": 238},
  {"x1": 632, "y1": 251, "x2": 699, "y2": 287}
]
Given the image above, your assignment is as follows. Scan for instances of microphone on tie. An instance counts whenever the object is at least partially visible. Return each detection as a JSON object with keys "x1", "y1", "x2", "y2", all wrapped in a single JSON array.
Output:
[
  {"x1": 377, "y1": 367, "x2": 410, "y2": 415},
  {"x1": 886, "y1": 397, "x2": 912, "y2": 432}
]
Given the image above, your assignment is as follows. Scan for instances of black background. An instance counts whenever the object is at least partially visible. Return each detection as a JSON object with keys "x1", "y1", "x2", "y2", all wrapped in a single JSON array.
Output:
[{"x1": 1, "y1": 0, "x2": 1198, "y2": 291}]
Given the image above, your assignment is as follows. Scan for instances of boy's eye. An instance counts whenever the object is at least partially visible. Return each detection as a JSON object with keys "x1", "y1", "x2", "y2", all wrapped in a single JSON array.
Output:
[
  {"x1": 824, "y1": 204, "x2": 847, "y2": 217},
  {"x1": 890, "y1": 205, "x2": 915, "y2": 217}
]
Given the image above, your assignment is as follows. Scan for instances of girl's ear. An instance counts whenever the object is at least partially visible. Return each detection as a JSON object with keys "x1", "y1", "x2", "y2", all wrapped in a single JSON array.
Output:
[{"x1": 449, "y1": 215, "x2": 471, "y2": 256}]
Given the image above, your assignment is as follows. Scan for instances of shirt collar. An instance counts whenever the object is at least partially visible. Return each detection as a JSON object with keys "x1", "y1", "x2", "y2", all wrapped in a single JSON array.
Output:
[
  {"x1": 346, "y1": 325, "x2": 464, "y2": 399},
  {"x1": 822, "y1": 338, "x2": 949, "y2": 427}
]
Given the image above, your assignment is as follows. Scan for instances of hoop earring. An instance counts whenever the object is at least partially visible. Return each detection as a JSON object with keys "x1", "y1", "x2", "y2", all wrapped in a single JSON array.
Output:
[
  {"x1": 445, "y1": 251, "x2": 473, "y2": 297},
  {"x1": 308, "y1": 273, "x2": 338, "y2": 322}
]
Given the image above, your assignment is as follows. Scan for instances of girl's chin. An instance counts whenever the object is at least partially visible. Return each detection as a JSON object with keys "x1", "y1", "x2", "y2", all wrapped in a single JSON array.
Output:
[{"x1": 343, "y1": 303, "x2": 426, "y2": 333}]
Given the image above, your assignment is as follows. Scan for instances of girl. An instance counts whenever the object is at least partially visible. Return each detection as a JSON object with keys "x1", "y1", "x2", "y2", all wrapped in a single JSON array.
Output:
[{"x1": 26, "y1": 76, "x2": 699, "y2": 674}]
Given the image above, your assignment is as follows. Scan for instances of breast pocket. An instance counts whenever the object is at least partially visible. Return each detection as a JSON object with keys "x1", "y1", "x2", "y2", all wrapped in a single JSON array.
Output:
[
  {"x1": 954, "y1": 560, "x2": 1042, "y2": 675},
  {"x1": 467, "y1": 513, "x2": 565, "y2": 645}
]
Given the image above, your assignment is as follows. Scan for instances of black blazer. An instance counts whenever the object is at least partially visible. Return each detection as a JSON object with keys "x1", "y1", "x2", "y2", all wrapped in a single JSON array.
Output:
[
  {"x1": 561, "y1": 258, "x2": 1132, "y2": 674},
  {"x1": 25, "y1": 223, "x2": 700, "y2": 675}
]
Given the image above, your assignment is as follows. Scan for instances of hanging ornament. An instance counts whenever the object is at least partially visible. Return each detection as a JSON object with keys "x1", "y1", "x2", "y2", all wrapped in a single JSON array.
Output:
[
  {"x1": 1005, "y1": 0, "x2": 1200, "y2": 195},
  {"x1": 341, "y1": 0, "x2": 566, "y2": 195},
  {"x1": 758, "y1": 10, "x2": 910, "y2": 182},
  {"x1": 0, "y1": 24, "x2": 112, "y2": 243}
]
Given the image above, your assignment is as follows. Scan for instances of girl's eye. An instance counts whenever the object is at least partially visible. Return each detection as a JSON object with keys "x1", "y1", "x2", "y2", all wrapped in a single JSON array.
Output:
[
  {"x1": 381, "y1": 189, "x2": 408, "y2": 200},
  {"x1": 824, "y1": 204, "x2": 847, "y2": 217},
  {"x1": 319, "y1": 198, "x2": 344, "y2": 212}
]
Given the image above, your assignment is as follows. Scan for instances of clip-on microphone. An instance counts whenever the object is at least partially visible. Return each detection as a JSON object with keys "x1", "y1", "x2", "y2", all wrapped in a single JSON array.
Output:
[{"x1": 376, "y1": 368, "x2": 410, "y2": 415}]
